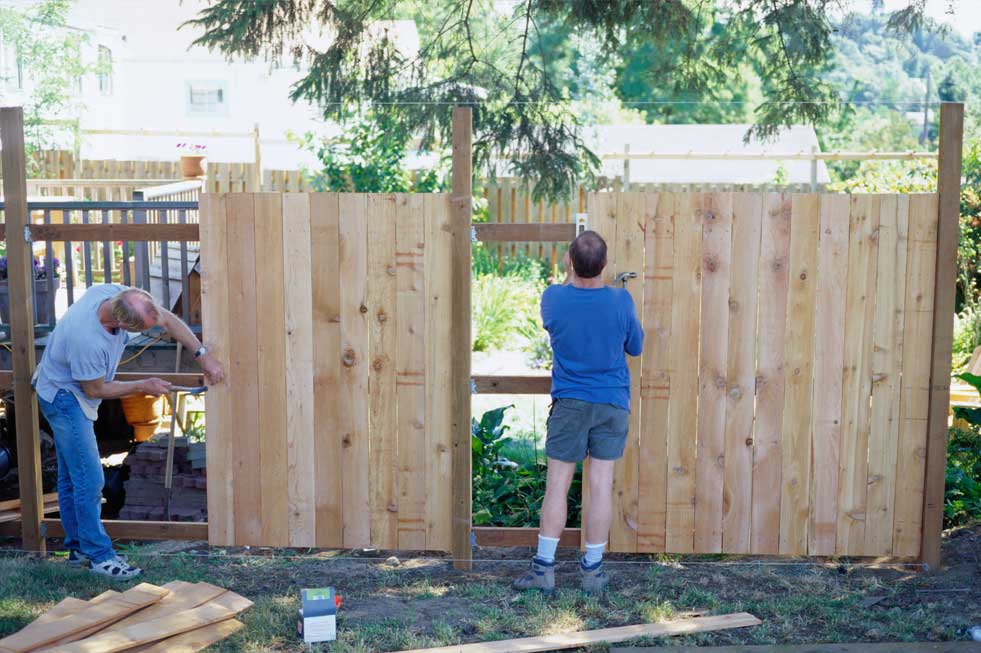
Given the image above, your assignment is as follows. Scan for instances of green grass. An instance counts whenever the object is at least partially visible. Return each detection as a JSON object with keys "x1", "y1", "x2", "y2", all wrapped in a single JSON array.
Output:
[{"x1": 0, "y1": 534, "x2": 977, "y2": 652}]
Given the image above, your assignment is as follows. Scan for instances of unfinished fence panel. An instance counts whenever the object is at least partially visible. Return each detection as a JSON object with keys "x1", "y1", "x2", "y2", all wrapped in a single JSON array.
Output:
[
  {"x1": 586, "y1": 191, "x2": 940, "y2": 557},
  {"x1": 201, "y1": 192, "x2": 456, "y2": 550}
]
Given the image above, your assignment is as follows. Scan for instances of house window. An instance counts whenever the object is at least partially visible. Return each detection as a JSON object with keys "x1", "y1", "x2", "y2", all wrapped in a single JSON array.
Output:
[
  {"x1": 97, "y1": 45, "x2": 112, "y2": 95},
  {"x1": 186, "y1": 80, "x2": 228, "y2": 115}
]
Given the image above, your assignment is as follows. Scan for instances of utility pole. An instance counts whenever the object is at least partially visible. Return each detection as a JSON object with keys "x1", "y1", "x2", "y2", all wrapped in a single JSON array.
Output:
[{"x1": 920, "y1": 69, "x2": 932, "y2": 145}]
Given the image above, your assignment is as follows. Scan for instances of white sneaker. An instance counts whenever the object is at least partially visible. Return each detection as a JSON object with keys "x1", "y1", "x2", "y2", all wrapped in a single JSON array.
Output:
[{"x1": 89, "y1": 556, "x2": 142, "y2": 581}]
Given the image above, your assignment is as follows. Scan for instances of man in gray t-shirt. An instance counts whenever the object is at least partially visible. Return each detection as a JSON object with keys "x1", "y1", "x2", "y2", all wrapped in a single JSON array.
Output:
[{"x1": 34, "y1": 284, "x2": 223, "y2": 580}]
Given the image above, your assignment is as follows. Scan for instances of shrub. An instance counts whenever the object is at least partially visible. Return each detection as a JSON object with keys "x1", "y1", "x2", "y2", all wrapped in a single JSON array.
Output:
[
  {"x1": 471, "y1": 269, "x2": 546, "y2": 353},
  {"x1": 947, "y1": 373, "x2": 981, "y2": 527}
]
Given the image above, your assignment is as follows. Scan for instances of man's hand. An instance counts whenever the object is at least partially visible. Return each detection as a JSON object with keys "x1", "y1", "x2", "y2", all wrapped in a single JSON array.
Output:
[
  {"x1": 141, "y1": 378, "x2": 173, "y2": 396},
  {"x1": 199, "y1": 353, "x2": 225, "y2": 385}
]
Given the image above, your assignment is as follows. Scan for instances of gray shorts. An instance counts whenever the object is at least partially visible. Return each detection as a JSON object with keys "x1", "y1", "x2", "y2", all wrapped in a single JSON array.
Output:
[{"x1": 545, "y1": 398, "x2": 630, "y2": 463}]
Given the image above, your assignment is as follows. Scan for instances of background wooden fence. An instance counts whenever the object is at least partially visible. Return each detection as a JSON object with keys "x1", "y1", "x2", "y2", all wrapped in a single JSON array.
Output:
[
  {"x1": 200, "y1": 192, "x2": 457, "y2": 550},
  {"x1": 588, "y1": 191, "x2": 940, "y2": 558}
]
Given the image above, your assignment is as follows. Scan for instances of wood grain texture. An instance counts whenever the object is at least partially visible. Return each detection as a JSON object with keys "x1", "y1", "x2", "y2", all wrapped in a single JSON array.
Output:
[
  {"x1": 396, "y1": 193, "x2": 428, "y2": 550},
  {"x1": 638, "y1": 193, "x2": 672, "y2": 552},
  {"x1": 367, "y1": 193, "x2": 400, "y2": 550},
  {"x1": 751, "y1": 193, "x2": 791, "y2": 555},
  {"x1": 694, "y1": 192, "x2": 733, "y2": 553},
  {"x1": 836, "y1": 194, "x2": 881, "y2": 556},
  {"x1": 893, "y1": 194, "x2": 938, "y2": 557},
  {"x1": 338, "y1": 193, "x2": 371, "y2": 547},
  {"x1": 778, "y1": 194, "x2": 820, "y2": 555},
  {"x1": 722, "y1": 193, "x2": 763, "y2": 554},
  {"x1": 128, "y1": 619, "x2": 243, "y2": 653},
  {"x1": 283, "y1": 193, "x2": 317, "y2": 547},
  {"x1": 224, "y1": 193, "x2": 261, "y2": 546},
  {"x1": 665, "y1": 192, "x2": 701, "y2": 553},
  {"x1": 866, "y1": 195, "x2": 909, "y2": 556},
  {"x1": 254, "y1": 192, "x2": 289, "y2": 547},
  {"x1": 310, "y1": 193, "x2": 343, "y2": 547},
  {"x1": 809, "y1": 194, "x2": 850, "y2": 556}
]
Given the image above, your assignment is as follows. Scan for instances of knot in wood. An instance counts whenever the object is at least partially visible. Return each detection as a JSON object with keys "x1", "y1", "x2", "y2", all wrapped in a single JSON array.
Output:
[
  {"x1": 386, "y1": 265, "x2": 397, "y2": 277},
  {"x1": 704, "y1": 255, "x2": 719, "y2": 273},
  {"x1": 377, "y1": 310, "x2": 388, "y2": 323},
  {"x1": 342, "y1": 348, "x2": 357, "y2": 367},
  {"x1": 359, "y1": 304, "x2": 368, "y2": 314},
  {"x1": 799, "y1": 271, "x2": 807, "y2": 281},
  {"x1": 728, "y1": 386, "x2": 742, "y2": 400},
  {"x1": 729, "y1": 298, "x2": 739, "y2": 312},
  {"x1": 715, "y1": 375, "x2": 726, "y2": 389},
  {"x1": 745, "y1": 438, "x2": 754, "y2": 446},
  {"x1": 372, "y1": 357, "x2": 384, "y2": 372},
  {"x1": 705, "y1": 211, "x2": 716, "y2": 221},
  {"x1": 342, "y1": 433, "x2": 352, "y2": 448}
]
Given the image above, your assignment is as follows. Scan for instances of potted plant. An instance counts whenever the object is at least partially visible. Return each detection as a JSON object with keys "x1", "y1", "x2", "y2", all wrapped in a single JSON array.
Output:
[
  {"x1": 0, "y1": 256, "x2": 62, "y2": 325},
  {"x1": 177, "y1": 142, "x2": 207, "y2": 178}
]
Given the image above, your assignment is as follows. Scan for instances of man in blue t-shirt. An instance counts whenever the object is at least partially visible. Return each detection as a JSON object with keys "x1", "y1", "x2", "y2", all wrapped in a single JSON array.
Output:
[{"x1": 513, "y1": 230, "x2": 643, "y2": 595}]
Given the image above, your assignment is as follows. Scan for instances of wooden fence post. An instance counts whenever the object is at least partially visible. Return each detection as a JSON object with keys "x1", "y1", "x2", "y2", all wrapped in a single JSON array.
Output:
[
  {"x1": 451, "y1": 106, "x2": 473, "y2": 570},
  {"x1": 0, "y1": 107, "x2": 46, "y2": 554},
  {"x1": 921, "y1": 102, "x2": 963, "y2": 568}
]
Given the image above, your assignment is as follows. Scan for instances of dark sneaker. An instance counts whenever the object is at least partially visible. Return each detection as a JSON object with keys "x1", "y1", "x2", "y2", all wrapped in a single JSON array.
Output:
[
  {"x1": 512, "y1": 558, "x2": 555, "y2": 595},
  {"x1": 66, "y1": 550, "x2": 89, "y2": 567},
  {"x1": 580, "y1": 559, "x2": 609, "y2": 595},
  {"x1": 90, "y1": 556, "x2": 142, "y2": 582}
]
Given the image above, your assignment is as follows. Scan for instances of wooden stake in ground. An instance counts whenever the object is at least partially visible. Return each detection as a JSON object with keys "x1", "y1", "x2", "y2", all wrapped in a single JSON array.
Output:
[{"x1": 394, "y1": 612, "x2": 761, "y2": 653}]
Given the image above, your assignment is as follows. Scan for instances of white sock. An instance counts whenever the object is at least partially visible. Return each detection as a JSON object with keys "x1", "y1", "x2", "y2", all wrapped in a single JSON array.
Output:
[
  {"x1": 535, "y1": 535, "x2": 560, "y2": 564},
  {"x1": 583, "y1": 541, "x2": 606, "y2": 567}
]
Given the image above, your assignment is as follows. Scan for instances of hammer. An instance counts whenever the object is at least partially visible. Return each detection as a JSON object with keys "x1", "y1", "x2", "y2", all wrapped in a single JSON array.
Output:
[{"x1": 614, "y1": 271, "x2": 638, "y2": 288}]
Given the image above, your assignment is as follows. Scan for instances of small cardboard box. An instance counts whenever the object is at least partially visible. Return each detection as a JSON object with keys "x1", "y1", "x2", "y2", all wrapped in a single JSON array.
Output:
[{"x1": 298, "y1": 587, "x2": 338, "y2": 643}]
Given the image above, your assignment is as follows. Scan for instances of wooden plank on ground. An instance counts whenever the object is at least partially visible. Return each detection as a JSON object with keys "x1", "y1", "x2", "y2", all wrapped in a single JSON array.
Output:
[
  {"x1": 253, "y1": 192, "x2": 289, "y2": 547},
  {"x1": 694, "y1": 191, "x2": 732, "y2": 553},
  {"x1": 224, "y1": 193, "x2": 261, "y2": 546},
  {"x1": 893, "y1": 194, "x2": 939, "y2": 557},
  {"x1": 665, "y1": 192, "x2": 701, "y2": 554},
  {"x1": 809, "y1": 194, "x2": 850, "y2": 556},
  {"x1": 41, "y1": 592, "x2": 252, "y2": 653},
  {"x1": 29, "y1": 591, "x2": 117, "y2": 627},
  {"x1": 128, "y1": 618, "x2": 243, "y2": 653},
  {"x1": 283, "y1": 193, "x2": 317, "y2": 547},
  {"x1": 425, "y1": 193, "x2": 454, "y2": 552},
  {"x1": 396, "y1": 193, "x2": 428, "y2": 550},
  {"x1": 611, "y1": 192, "x2": 645, "y2": 552},
  {"x1": 394, "y1": 613, "x2": 762, "y2": 653},
  {"x1": 0, "y1": 583, "x2": 169, "y2": 653},
  {"x1": 107, "y1": 581, "x2": 226, "y2": 631},
  {"x1": 612, "y1": 643, "x2": 981, "y2": 653},
  {"x1": 310, "y1": 193, "x2": 343, "y2": 547},
  {"x1": 778, "y1": 194, "x2": 820, "y2": 555},
  {"x1": 721, "y1": 193, "x2": 763, "y2": 553},
  {"x1": 866, "y1": 195, "x2": 909, "y2": 556},
  {"x1": 751, "y1": 193, "x2": 791, "y2": 555},
  {"x1": 836, "y1": 194, "x2": 881, "y2": 556},
  {"x1": 367, "y1": 193, "x2": 399, "y2": 550},
  {"x1": 199, "y1": 193, "x2": 233, "y2": 546},
  {"x1": 637, "y1": 192, "x2": 672, "y2": 552}
]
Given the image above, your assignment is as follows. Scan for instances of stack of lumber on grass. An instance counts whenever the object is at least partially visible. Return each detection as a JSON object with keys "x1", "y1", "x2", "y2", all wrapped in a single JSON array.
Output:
[
  {"x1": 119, "y1": 439, "x2": 207, "y2": 522},
  {"x1": 0, "y1": 494, "x2": 59, "y2": 524},
  {"x1": 0, "y1": 581, "x2": 250, "y2": 653}
]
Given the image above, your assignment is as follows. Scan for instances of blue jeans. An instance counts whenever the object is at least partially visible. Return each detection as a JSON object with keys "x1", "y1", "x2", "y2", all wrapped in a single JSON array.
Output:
[{"x1": 37, "y1": 389, "x2": 114, "y2": 563}]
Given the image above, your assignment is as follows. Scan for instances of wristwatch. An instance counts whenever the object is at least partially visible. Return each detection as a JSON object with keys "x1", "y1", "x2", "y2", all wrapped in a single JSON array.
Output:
[{"x1": 194, "y1": 346, "x2": 207, "y2": 359}]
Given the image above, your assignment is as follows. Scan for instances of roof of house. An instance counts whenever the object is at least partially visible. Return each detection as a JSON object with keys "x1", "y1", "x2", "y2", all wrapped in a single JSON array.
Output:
[{"x1": 586, "y1": 124, "x2": 831, "y2": 184}]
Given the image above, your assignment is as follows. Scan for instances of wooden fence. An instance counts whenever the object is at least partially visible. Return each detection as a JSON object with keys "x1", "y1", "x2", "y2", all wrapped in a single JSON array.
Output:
[
  {"x1": 585, "y1": 191, "x2": 939, "y2": 558},
  {"x1": 200, "y1": 192, "x2": 459, "y2": 550}
]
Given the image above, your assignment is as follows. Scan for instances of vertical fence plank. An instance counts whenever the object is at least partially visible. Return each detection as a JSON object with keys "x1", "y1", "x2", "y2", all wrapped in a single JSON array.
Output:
[
  {"x1": 694, "y1": 192, "x2": 732, "y2": 553},
  {"x1": 665, "y1": 192, "x2": 701, "y2": 553},
  {"x1": 253, "y1": 193, "x2": 289, "y2": 547},
  {"x1": 426, "y1": 193, "x2": 454, "y2": 552},
  {"x1": 82, "y1": 210, "x2": 93, "y2": 287},
  {"x1": 722, "y1": 192, "x2": 763, "y2": 553},
  {"x1": 751, "y1": 193, "x2": 791, "y2": 554},
  {"x1": 638, "y1": 193, "x2": 672, "y2": 552},
  {"x1": 200, "y1": 193, "x2": 234, "y2": 545},
  {"x1": 778, "y1": 194, "x2": 820, "y2": 555},
  {"x1": 396, "y1": 193, "x2": 428, "y2": 550},
  {"x1": 866, "y1": 195, "x2": 909, "y2": 556},
  {"x1": 611, "y1": 192, "x2": 645, "y2": 553},
  {"x1": 283, "y1": 193, "x2": 317, "y2": 547},
  {"x1": 367, "y1": 193, "x2": 399, "y2": 550},
  {"x1": 922, "y1": 103, "x2": 963, "y2": 567},
  {"x1": 225, "y1": 193, "x2": 262, "y2": 545},
  {"x1": 893, "y1": 193, "x2": 938, "y2": 557},
  {"x1": 809, "y1": 194, "x2": 850, "y2": 555},
  {"x1": 310, "y1": 193, "x2": 344, "y2": 547},
  {"x1": 339, "y1": 193, "x2": 371, "y2": 547},
  {"x1": 836, "y1": 194, "x2": 881, "y2": 556}
]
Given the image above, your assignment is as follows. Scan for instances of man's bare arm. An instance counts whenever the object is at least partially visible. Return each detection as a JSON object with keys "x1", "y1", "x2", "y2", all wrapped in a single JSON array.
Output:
[
  {"x1": 80, "y1": 376, "x2": 171, "y2": 400},
  {"x1": 156, "y1": 308, "x2": 225, "y2": 384}
]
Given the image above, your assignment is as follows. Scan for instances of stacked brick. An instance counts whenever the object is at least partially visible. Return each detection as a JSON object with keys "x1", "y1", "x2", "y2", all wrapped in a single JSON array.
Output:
[{"x1": 119, "y1": 438, "x2": 207, "y2": 522}]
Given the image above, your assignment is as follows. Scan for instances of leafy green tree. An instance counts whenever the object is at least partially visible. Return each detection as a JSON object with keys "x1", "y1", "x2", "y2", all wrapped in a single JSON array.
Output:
[
  {"x1": 939, "y1": 70, "x2": 965, "y2": 102},
  {"x1": 187, "y1": 0, "x2": 931, "y2": 200}
]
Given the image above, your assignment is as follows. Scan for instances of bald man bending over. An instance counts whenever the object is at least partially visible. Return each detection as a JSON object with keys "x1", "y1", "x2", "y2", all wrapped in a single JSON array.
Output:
[{"x1": 33, "y1": 284, "x2": 223, "y2": 580}]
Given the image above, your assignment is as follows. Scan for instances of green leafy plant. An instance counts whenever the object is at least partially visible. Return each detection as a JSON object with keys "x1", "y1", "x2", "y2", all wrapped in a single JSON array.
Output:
[
  {"x1": 471, "y1": 271, "x2": 545, "y2": 353},
  {"x1": 471, "y1": 405, "x2": 581, "y2": 527},
  {"x1": 947, "y1": 373, "x2": 981, "y2": 527}
]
